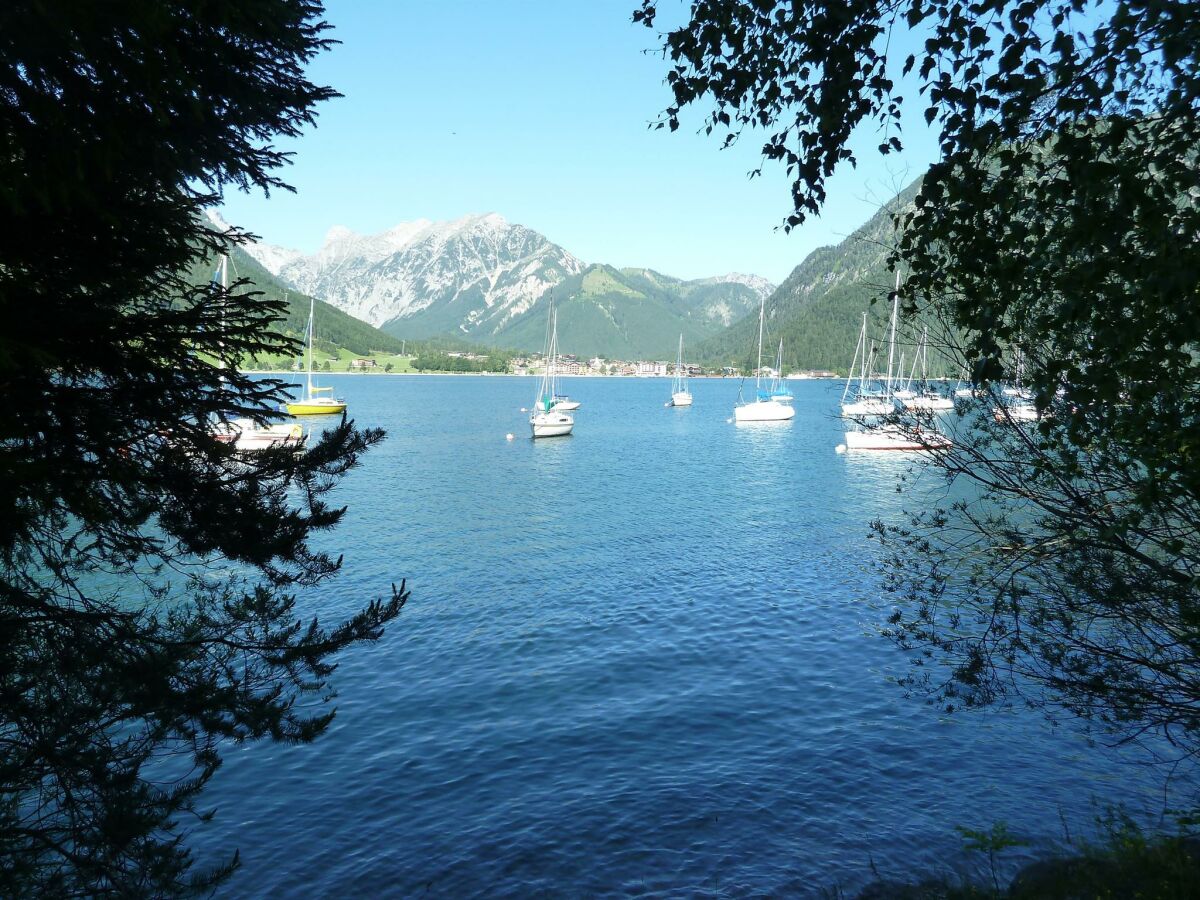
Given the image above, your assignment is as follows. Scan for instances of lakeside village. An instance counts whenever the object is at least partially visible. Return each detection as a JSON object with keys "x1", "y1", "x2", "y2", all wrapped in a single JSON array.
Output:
[{"x1": 307, "y1": 350, "x2": 838, "y2": 380}]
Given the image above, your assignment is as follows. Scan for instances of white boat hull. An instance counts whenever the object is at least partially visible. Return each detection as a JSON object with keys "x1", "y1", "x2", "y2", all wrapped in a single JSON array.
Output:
[
  {"x1": 903, "y1": 395, "x2": 955, "y2": 412},
  {"x1": 994, "y1": 404, "x2": 1039, "y2": 422},
  {"x1": 844, "y1": 424, "x2": 951, "y2": 451},
  {"x1": 213, "y1": 419, "x2": 306, "y2": 451},
  {"x1": 670, "y1": 391, "x2": 693, "y2": 407},
  {"x1": 841, "y1": 398, "x2": 893, "y2": 417},
  {"x1": 530, "y1": 412, "x2": 574, "y2": 438},
  {"x1": 734, "y1": 400, "x2": 795, "y2": 422},
  {"x1": 551, "y1": 399, "x2": 581, "y2": 411}
]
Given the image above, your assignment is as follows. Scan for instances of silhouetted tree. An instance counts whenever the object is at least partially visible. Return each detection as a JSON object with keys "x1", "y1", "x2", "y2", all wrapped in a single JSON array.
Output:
[
  {"x1": 0, "y1": 3, "x2": 404, "y2": 894},
  {"x1": 638, "y1": 1, "x2": 1200, "y2": 756}
]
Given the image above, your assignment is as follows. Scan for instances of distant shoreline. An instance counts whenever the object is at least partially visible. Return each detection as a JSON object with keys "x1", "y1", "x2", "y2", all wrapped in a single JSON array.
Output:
[{"x1": 240, "y1": 370, "x2": 841, "y2": 379}]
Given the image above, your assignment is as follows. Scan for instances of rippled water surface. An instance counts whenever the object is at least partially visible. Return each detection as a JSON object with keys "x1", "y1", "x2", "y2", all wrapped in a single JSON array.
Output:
[{"x1": 197, "y1": 375, "x2": 1179, "y2": 896}]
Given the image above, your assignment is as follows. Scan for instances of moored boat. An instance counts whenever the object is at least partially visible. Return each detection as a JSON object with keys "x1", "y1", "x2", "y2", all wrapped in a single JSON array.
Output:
[
  {"x1": 844, "y1": 423, "x2": 951, "y2": 451},
  {"x1": 213, "y1": 418, "x2": 307, "y2": 451},
  {"x1": 843, "y1": 273, "x2": 951, "y2": 451},
  {"x1": 734, "y1": 298, "x2": 795, "y2": 423},
  {"x1": 285, "y1": 296, "x2": 347, "y2": 416},
  {"x1": 530, "y1": 300, "x2": 574, "y2": 438},
  {"x1": 669, "y1": 334, "x2": 693, "y2": 407},
  {"x1": 840, "y1": 313, "x2": 890, "y2": 417}
]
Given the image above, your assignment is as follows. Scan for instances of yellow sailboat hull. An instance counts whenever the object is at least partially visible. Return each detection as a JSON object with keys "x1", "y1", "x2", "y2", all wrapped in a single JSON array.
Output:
[{"x1": 285, "y1": 400, "x2": 347, "y2": 416}]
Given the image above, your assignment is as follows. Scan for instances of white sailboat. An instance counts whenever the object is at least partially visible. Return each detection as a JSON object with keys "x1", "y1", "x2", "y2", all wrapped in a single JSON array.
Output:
[
  {"x1": 993, "y1": 347, "x2": 1038, "y2": 422},
  {"x1": 212, "y1": 418, "x2": 306, "y2": 451},
  {"x1": 669, "y1": 334, "x2": 693, "y2": 407},
  {"x1": 840, "y1": 313, "x2": 892, "y2": 416},
  {"x1": 954, "y1": 368, "x2": 977, "y2": 400},
  {"x1": 901, "y1": 326, "x2": 954, "y2": 411},
  {"x1": 285, "y1": 296, "x2": 347, "y2": 416},
  {"x1": 530, "y1": 301, "x2": 574, "y2": 438},
  {"x1": 768, "y1": 339, "x2": 794, "y2": 403},
  {"x1": 733, "y1": 297, "x2": 795, "y2": 422},
  {"x1": 207, "y1": 254, "x2": 306, "y2": 452},
  {"x1": 844, "y1": 273, "x2": 951, "y2": 451}
]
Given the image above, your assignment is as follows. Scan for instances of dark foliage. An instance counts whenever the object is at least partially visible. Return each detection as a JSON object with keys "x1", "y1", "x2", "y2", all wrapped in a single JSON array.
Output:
[
  {"x1": 639, "y1": 0, "x2": 1200, "y2": 758},
  {"x1": 0, "y1": 3, "x2": 404, "y2": 894}
]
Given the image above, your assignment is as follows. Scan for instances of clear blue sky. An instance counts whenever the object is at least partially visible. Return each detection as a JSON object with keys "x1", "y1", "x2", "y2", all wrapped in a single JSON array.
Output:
[{"x1": 218, "y1": 1, "x2": 940, "y2": 284}]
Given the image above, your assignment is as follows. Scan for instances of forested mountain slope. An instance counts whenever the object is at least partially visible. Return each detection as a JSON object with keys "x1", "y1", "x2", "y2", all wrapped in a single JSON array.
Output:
[
  {"x1": 696, "y1": 179, "x2": 931, "y2": 374},
  {"x1": 489, "y1": 264, "x2": 766, "y2": 359},
  {"x1": 193, "y1": 246, "x2": 405, "y2": 357}
]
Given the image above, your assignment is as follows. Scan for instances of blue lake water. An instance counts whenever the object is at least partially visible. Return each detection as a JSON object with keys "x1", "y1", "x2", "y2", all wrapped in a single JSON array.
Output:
[{"x1": 197, "y1": 375, "x2": 1183, "y2": 896}]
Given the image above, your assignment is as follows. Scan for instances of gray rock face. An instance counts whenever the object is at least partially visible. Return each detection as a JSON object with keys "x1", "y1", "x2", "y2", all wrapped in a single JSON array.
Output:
[
  {"x1": 247, "y1": 214, "x2": 586, "y2": 338},
  {"x1": 242, "y1": 214, "x2": 775, "y2": 353}
]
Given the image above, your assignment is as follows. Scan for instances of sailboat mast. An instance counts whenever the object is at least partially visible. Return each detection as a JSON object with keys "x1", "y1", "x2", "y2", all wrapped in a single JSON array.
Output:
[
  {"x1": 886, "y1": 271, "x2": 899, "y2": 399},
  {"x1": 860, "y1": 314, "x2": 869, "y2": 386},
  {"x1": 551, "y1": 309, "x2": 558, "y2": 399},
  {"x1": 858, "y1": 313, "x2": 868, "y2": 388},
  {"x1": 755, "y1": 297, "x2": 765, "y2": 390},
  {"x1": 217, "y1": 254, "x2": 228, "y2": 382},
  {"x1": 843, "y1": 315, "x2": 864, "y2": 404},
  {"x1": 306, "y1": 296, "x2": 315, "y2": 400}
]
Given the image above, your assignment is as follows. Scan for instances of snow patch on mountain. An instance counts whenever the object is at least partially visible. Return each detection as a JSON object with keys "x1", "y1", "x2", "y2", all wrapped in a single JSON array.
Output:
[
  {"x1": 245, "y1": 242, "x2": 304, "y2": 276},
  {"x1": 698, "y1": 272, "x2": 777, "y2": 301}
]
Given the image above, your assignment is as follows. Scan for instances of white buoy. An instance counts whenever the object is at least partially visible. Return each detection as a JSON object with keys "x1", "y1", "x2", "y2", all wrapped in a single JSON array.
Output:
[
  {"x1": 726, "y1": 417, "x2": 734, "y2": 424},
  {"x1": 520, "y1": 407, "x2": 527, "y2": 413},
  {"x1": 506, "y1": 433, "x2": 514, "y2": 441},
  {"x1": 835, "y1": 443, "x2": 847, "y2": 454}
]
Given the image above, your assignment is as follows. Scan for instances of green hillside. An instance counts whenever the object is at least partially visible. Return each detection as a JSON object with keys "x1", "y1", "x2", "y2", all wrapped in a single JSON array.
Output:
[
  {"x1": 490, "y1": 264, "x2": 760, "y2": 359},
  {"x1": 696, "y1": 178, "x2": 947, "y2": 375},
  {"x1": 209, "y1": 247, "x2": 406, "y2": 358}
]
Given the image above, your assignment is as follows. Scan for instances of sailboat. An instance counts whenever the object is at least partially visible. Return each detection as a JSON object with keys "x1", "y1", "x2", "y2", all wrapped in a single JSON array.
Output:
[
  {"x1": 954, "y1": 368, "x2": 976, "y2": 400},
  {"x1": 901, "y1": 326, "x2": 954, "y2": 411},
  {"x1": 733, "y1": 297, "x2": 795, "y2": 422},
  {"x1": 767, "y1": 339, "x2": 794, "y2": 403},
  {"x1": 668, "y1": 334, "x2": 693, "y2": 407},
  {"x1": 840, "y1": 313, "x2": 892, "y2": 417},
  {"x1": 206, "y1": 254, "x2": 306, "y2": 451},
  {"x1": 843, "y1": 273, "x2": 951, "y2": 451},
  {"x1": 993, "y1": 347, "x2": 1038, "y2": 422},
  {"x1": 530, "y1": 300, "x2": 574, "y2": 438},
  {"x1": 285, "y1": 296, "x2": 347, "y2": 416}
]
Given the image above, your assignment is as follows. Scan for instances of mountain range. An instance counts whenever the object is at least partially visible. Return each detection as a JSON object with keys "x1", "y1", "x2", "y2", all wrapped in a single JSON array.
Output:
[
  {"x1": 242, "y1": 214, "x2": 774, "y2": 359},
  {"x1": 219, "y1": 175, "x2": 931, "y2": 371}
]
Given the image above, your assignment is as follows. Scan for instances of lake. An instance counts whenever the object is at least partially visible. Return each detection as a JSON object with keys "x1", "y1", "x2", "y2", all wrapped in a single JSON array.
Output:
[{"x1": 195, "y1": 374, "x2": 1179, "y2": 896}]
